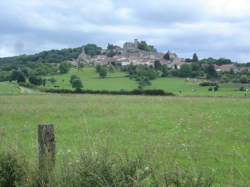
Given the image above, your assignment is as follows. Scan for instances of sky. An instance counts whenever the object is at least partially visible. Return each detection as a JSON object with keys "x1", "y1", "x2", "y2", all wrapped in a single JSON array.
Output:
[{"x1": 1, "y1": 0, "x2": 250, "y2": 63}]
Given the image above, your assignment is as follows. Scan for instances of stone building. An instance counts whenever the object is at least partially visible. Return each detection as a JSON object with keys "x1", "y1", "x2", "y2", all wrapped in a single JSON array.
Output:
[{"x1": 123, "y1": 39, "x2": 139, "y2": 50}]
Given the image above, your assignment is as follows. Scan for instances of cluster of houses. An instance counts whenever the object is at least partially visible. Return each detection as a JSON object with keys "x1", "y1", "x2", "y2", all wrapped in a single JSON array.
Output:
[
  {"x1": 75, "y1": 39, "x2": 187, "y2": 69},
  {"x1": 214, "y1": 64, "x2": 250, "y2": 73},
  {"x1": 74, "y1": 39, "x2": 250, "y2": 73}
]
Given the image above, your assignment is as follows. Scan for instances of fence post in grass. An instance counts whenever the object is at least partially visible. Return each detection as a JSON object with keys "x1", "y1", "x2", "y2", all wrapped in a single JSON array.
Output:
[{"x1": 38, "y1": 124, "x2": 56, "y2": 183}]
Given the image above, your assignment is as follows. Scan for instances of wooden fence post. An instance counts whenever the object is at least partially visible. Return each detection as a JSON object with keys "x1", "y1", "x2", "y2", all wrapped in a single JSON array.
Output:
[{"x1": 38, "y1": 124, "x2": 56, "y2": 183}]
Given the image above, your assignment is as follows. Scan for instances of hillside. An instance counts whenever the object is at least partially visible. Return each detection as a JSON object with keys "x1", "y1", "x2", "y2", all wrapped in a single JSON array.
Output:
[
  {"x1": 0, "y1": 46, "x2": 84, "y2": 70},
  {"x1": 40, "y1": 67, "x2": 250, "y2": 97}
]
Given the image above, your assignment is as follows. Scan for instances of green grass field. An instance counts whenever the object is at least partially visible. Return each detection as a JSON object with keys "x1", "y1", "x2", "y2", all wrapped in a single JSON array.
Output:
[
  {"x1": 0, "y1": 94, "x2": 250, "y2": 185},
  {"x1": 0, "y1": 82, "x2": 20, "y2": 94},
  {"x1": 42, "y1": 68, "x2": 250, "y2": 97}
]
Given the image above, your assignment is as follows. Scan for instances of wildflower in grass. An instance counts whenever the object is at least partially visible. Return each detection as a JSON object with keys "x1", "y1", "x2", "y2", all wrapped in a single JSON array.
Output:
[
  {"x1": 67, "y1": 149, "x2": 71, "y2": 153},
  {"x1": 145, "y1": 167, "x2": 149, "y2": 171},
  {"x1": 92, "y1": 151, "x2": 97, "y2": 155},
  {"x1": 58, "y1": 151, "x2": 65, "y2": 155}
]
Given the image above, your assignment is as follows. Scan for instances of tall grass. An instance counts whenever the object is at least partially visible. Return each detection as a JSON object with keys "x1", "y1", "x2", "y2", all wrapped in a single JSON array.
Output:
[{"x1": 0, "y1": 148, "x2": 215, "y2": 187}]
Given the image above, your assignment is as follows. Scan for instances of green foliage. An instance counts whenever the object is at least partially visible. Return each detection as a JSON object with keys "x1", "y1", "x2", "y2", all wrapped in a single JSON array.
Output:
[
  {"x1": 199, "y1": 82, "x2": 218, "y2": 87},
  {"x1": 169, "y1": 69, "x2": 179, "y2": 77},
  {"x1": 107, "y1": 43, "x2": 120, "y2": 50},
  {"x1": 137, "y1": 78, "x2": 151, "y2": 90},
  {"x1": 239, "y1": 75, "x2": 249, "y2": 83},
  {"x1": 0, "y1": 71, "x2": 11, "y2": 82},
  {"x1": 163, "y1": 51, "x2": 171, "y2": 60},
  {"x1": 0, "y1": 47, "x2": 83, "y2": 68},
  {"x1": 199, "y1": 57, "x2": 233, "y2": 66},
  {"x1": 48, "y1": 77, "x2": 57, "y2": 84},
  {"x1": 192, "y1": 53, "x2": 199, "y2": 62},
  {"x1": 84, "y1": 44, "x2": 102, "y2": 57},
  {"x1": 10, "y1": 70, "x2": 26, "y2": 83},
  {"x1": 126, "y1": 65, "x2": 159, "y2": 89},
  {"x1": 137, "y1": 41, "x2": 156, "y2": 52},
  {"x1": 70, "y1": 75, "x2": 80, "y2": 84},
  {"x1": 215, "y1": 58, "x2": 232, "y2": 66},
  {"x1": 71, "y1": 79, "x2": 83, "y2": 90},
  {"x1": 96, "y1": 65, "x2": 108, "y2": 78},
  {"x1": 60, "y1": 149, "x2": 156, "y2": 187},
  {"x1": 29, "y1": 76, "x2": 43, "y2": 86},
  {"x1": 69, "y1": 74, "x2": 83, "y2": 90},
  {"x1": 163, "y1": 169, "x2": 214, "y2": 187},
  {"x1": 154, "y1": 60, "x2": 162, "y2": 70},
  {"x1": 179, "y1": 64, "x2": 192, "y2": 77},
  {"x1": 239, "y1": 87, "x2": 246, "y2": 91},
  {"x1": 0, "y1": 152, "x2": 27, "y2": 187},
  {"x1": 59, "y1": 62, "x2": 71, "y2": 74},
  {"x1": 161, "y1": 64, "x2": 169, "y2": 77},
  {"x1": 204, "y1": 64, "x2": 217, "y2": 79}
]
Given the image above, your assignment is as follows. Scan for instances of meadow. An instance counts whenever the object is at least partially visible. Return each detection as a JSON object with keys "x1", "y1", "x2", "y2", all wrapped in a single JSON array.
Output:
[
  {"x1": 0, "y1": 94, "x2": 250, "y2": 185},
  {"x1": 42, "y1": 68, "x2": 250, "y2": 97}
]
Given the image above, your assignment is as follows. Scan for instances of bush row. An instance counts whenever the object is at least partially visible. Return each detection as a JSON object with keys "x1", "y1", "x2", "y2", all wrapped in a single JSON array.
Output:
[
  {"x1": 41, "y1": 88, "x2": 175, "y2": 96},
  {"x1": 199, "y1": 82, "x2": 218, "y2": 87}
]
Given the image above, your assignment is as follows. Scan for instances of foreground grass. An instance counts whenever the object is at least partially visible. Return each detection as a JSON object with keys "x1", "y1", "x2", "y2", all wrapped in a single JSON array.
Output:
[{"x1": 0, "y1": 94, "x2": 250, "y2": 185}]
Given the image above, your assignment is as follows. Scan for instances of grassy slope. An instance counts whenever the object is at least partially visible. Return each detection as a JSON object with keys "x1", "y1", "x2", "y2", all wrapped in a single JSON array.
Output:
[
  {"x1": 0, "y1": 94, "x2": 250, "y2": 185},
  {"x1": 0, "y1": 82, "x2": 20, "y2": 94},
  {"x1": 43, "y1": 68, "x2": 250, "y2": 97}
]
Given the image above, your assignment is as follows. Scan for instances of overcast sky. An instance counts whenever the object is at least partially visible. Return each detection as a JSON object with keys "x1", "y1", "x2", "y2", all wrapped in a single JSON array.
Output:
[{"x1": 1, "y1": 0, "x2": 250, "y2": 62}]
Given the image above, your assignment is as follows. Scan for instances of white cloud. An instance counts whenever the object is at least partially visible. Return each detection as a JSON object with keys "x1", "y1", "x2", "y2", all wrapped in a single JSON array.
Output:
[{"x1": 0, "y1": 0, "x2": 250, "y2": 62}]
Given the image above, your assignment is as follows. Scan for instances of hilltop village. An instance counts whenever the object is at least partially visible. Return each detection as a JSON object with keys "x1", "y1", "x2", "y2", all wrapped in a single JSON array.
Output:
[
  {"x1": 74, "y1": 39, "x2": 250, "y2": 73},
  {"x1": 75, "y1": 39, "x2": 187, "y2": 69}
]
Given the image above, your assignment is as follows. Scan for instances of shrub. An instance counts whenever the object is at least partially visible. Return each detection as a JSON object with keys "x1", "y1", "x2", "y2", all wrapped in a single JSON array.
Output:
[
  {"x1": 199, "y1": 82, "x2": 217, "y2": 87},
  {"x1": 0, "y1": 152, "x2": 27, "y2": 187},
  {"x1": 71, "y1": 79, "x2": 83, "y2": 91},
  {"x1": 239, "y1": 76, "x2": 249, "y2": 84},
  {"x1": 29, "y1": 76, "x2": 43, "y2": 86},
  {"x1": 239, "y1": 87, "x2": 246, "y2": 91},
  {"x1": 214, "y1": 85, "x2": 219, "y2": 91},
  {"x1": 18, "y1": 82, "x2": 35, "y2": 88},
  {"x1": 59, "y1": 62, "x2": 71, "y2": 74},
  {"x1": 70, "y1": 75, "x2": 80, "y2": 84},
  {"x1": 59, "y1": 149, "x2": 156, "y2": 187}
]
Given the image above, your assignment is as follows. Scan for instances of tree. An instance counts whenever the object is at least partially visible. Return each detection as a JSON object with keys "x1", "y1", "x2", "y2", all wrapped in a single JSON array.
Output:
[
  {"x1": 71, "y1": 79, "x2": 83, "y2": 91},
  {"x1": 48, "y1": 77, "x2": 56, "y2": 84},
  {"x1": 98, "y1": 66, "x2": 108, "y2": 78},
  {"x1": 215, "y1": 58, "x2": 232, "y2": 65},
  {"x1": 138, "y1": 78, "x2": 151, "y2": 90},
  {"x1": 84, "y1": 44, "x2": 102, "y2": 57},
  {"x1": 10, "y1": 70, "x2": 26, "y2": 83},
  {"x1": 179, "y1": 64, "x2": 192, "y2": 77},
  {"x1": 240, "y1": 75, "x2": 248, "y2": 83},
  {"x1": 107, "y1": 43, "x2": 119, "y2": 50},
  {"x1": 59, "y1": 62, "x2": 71, "y2": 74},
  {"x1": 29, "y1": 76, "x2": 43, "y2": 85},
  {"x1": 154, "y1": 60, "x2": 162, "y2": 70},
  {"x1": 161, "y1": 65, "x2": 169, "y2": 77},
  {"x1": 95, "y1": 64, "x2": 102, "y2": 73},
  {"x1": 137, "y1": 41, "x2": 156, "y2": 51},
  {"x1": 205, "y1": 64, "x2": 217, "y2": 79},
  {"x1": 192, "y1": 53, "x2": 199, "y2": 62},
  {"x1": 163, "y1": 51, "x2": 171, "y2": 61},
  {"x1": 70, "y1": 75, "x2": 80, "y2": 84}
]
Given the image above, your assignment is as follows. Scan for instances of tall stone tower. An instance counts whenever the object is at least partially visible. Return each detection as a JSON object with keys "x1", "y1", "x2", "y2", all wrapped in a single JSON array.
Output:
[{"x1": 134, "y1": 39, "x2": 139, "y2": 48}]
